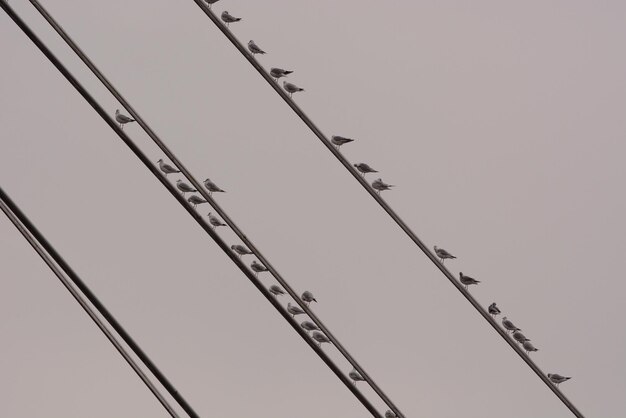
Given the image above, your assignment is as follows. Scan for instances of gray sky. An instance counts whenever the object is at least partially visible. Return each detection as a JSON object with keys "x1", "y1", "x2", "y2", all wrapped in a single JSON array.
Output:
[{"x1": 1, "y1": 0, "x2": 625, "y2": 417}]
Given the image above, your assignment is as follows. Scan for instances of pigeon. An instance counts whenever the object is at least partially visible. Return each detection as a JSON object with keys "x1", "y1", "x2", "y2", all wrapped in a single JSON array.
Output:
[
  {"x1": 287, "y1": 302, "x2": 305, "y2": 317},
  {"x1": 502, "y1": 317, "x2": 521, "y2": 333},
  {"x1": 115, "y1": 109, "x2": 135, "y2": 129},
  {"x1": 488, "y1": 302, "x2": 501, "y2": 318},
  {"x1": 547, "y1": 373, "x2": 571, "y2": 386},
  {"x1": 371, "y1": 178, "x2": 394, "y2": 194},
  {"x1": 207, "y1": 212, "x2": 226, "y2": 229},
  {"x1": 231, "y1": 244, "x2": 253, "y2": 257},
  {"x1": 269, "y1": 285, "x2": 285, "y2": 297},
  {"x1": 353, "y1": 163, "x2": 378, "y2": 176},
  {"x1": 311, "y1": 331, "x2": 331, "y2": 346},
  {"x1": 331, "y1": 135, "x2": 354, "y2": 149},
  {"x1": 512, "y1": 331, "x2": 530, "y2": 344},
  {"x1": 205, "y1": 0, "x2": 219, "y2": 8},
  {"x1": 157, "y1": 159, "x2": 180, "y2": 176},
  {"x1": 348, "y1": 368, "x2": 365, "y2": 384},
  {"x1": 221, "y1": 11, "x2": 241, "y2": 26},
  {"x1": 385, "y1": 411, "x2": 397, "y2": 418},
  {"x1": 250, "y1": 260, "x2": 268, "y2": 275},
  {"x1": 270, "y1": 67, "x2": 293, "y2": 81},
  {"x1": 522, "y1": 341, "x2": 538, "y2": 354},
  {"x1": 204, "y1": 178, "x2": 225, "y2": 195},
  {"x1": 301, "y1": 291, "x2": 317, "y2": 306},
  {"x1": 248, "y1": 40, "x2": 266, "y2": 55},
  {"x1": 187, "y1": 195, "x2": 207, "y2": 208},
  {"x1": 434, "y1": 246, "x2": 456, "y2": 264},
  {"x1": 283, "y1": 81, "x2": 304, "y2": 97},
  {"x1": 176, "y1": 179, "x2": 197, "y2": 196},
  {"x1": 459, "y1": 272, "x2": 480, "y2": 290},
  {"x1": 300, "y1": 321, "x2": 320, "y2": 333}
]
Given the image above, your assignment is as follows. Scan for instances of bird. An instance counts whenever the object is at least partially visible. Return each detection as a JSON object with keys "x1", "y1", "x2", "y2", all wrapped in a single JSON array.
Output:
[
  {"x1": 512, "y1": 331, "x2": 530, "y2": 344},
  {"x1": 287, "y1": 302, "x2": 305, "y2": 317},
  {"x1": 250, "y1": 260, "x2": 268, "y2": 276},
  {"x1": 248, "y1": 40, "x2": 266, "y2": 55},
  {"x1": 187, "y1": 195, "x2": 207, "y2": 208},
  {"x1": 522, "y1": 341, "x2": 538, "y2": 354},
  {"x1": 331, "y1": 135, "x2": 354, "y2": 149},
  {"x1": 353, "y1": 163, "x2": 378, "y2": 176},
  {"x1": 231, "y1": 244, "x2": 253, "y2": 257},
  {"x1": 115, "y1": 109, "x2": 135, "y2": 129},
  {"x1": 311, "y1": 331, "x2": 331, "y2": 346},
  {"x1": 157, "y1": 159, "x2": 180, "y2": 176},
  {"x1": 502, "y1": 317, "x2": 521, "y2": 333},
  {"x1": 269, "y1": 285, "x2": 285, "y2": 297},
  {"x1": 176, "y1": 179, "x2": 197, "y2": 196},
  {"x1": 301, "y1": 291, "x2": 317, "y2": 306},
  {"x1": 488, "y1": 302, "x2": 501, "y2": 318},
  {"x1": 221, "y1": 11, "x2": 241, "y2": 26},
  {"x1": 300, "y1": 321, "x2": 320, "y2": 333},
  {"x1": 283, "y1": 81, "x2": 304, "y2": 97},
  {"x1": 434, "y1": 246, "x2": 456, "y2": 264},
  {"x1": 204, "y1": 0, "x2": 219, "y2": 8},
  {"x1": 204, "y1": 178, "x2": 225, "y2": 195},
  {"x1": 270, "y1": 67, "x2": 293, "y2": 81},
  {"x1": 348, "y1": 368, "x2": 365, "y2": 384},
  {"x1": 207, "y1": 212, "x2": 226, "y2": 229},
  {"x1": 547, "y1": 373, "x2": 571, "y2": 386},
  {"x1": 459, "y1": 272, "x2": 480, "y2": 290},
  {"x1": 385, "y1": 411, "x2": 397, "y2": 418},
  {"x1": 371, "y1": 178, "x2": 394, "y2": 194}
]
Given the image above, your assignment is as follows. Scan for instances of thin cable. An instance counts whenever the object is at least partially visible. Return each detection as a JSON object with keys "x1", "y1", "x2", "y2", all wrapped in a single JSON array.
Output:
[
  {"x1": 0, "y1": 196, "x2": 180, "y2": 418},
  {"x1": 188, "y1": 2, "x2": 585, "y2": 417},
  {"x1": 0, "y1": 4, "x2": 382, "y2": 417},
  {"x1": 24, "y1": 1, "x2": 402, "y2": 417}
]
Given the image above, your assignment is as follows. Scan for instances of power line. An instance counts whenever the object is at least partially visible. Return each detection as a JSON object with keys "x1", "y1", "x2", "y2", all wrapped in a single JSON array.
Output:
[
  {"x1": 1, "y1": 3, "x2": 383, "y2": 417},
  {"x1": 0, "y1": 191, "x2": 181, "y2": 418},
  {"x1": 22, "y1": 1, "x2": 404, "y2": 417},
  {"x1": 187, "y1": 2, "x2": 585, "y2": 417}
]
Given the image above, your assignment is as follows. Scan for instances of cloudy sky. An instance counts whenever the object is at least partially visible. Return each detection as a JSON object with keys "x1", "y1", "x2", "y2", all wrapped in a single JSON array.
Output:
[{"x1": 1, "y1": 1, "x2": 625, "y2": 417}]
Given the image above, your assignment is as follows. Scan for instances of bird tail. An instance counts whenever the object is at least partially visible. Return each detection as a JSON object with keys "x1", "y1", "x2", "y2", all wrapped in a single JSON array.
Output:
[
  {"x1": 235, "y1": 18, "x2": 242, "y2": 21},
  {"x1": 284, "y1": 71, "x2": 293, "y2": 75}
]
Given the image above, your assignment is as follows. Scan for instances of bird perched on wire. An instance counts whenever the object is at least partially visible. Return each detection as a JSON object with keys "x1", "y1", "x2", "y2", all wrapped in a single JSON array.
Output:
[
  {"x1": 459, "y1": 272, "x2": 480, "y2": 290},
  {"x1": 522, "y1": 341, "x2": 538, "y2": 354},
  {"x1": 354, "y1": 163, "x2": 378, "y2": 176},
  {"x1": 270, "y1": 67, "x2": 293, "y2": 81},
  {"x1": 311, "y1": 331, "x2": 331, "y2": 346},
  {"x1": 301, "y1": 291, "x2": 317, "y2": 306},
  {"x1": 204, "y1": 178, "x2": 225, "y2": 195},
  {"x1": 287, "y1": 302, "x2": 305, "y2": 317},
  {"x1": 204, "y1": 0, "x2": 219, "y2": 9},
  {"x1": 547, "y1": 373, "x2": 571, "y2": 386},
  {"x1": 250, "y1": 260, "x2": 268, "y2": 276},
  {"x1": 115, "y1": 109, "x2": 135, "y2": 129},
  {"x1": 231, "y1": 244, "x2": 253, "y2": 257},
  {"x1": 248, "y1": 40, "x2": 266, "y2": 55},
  {"x1": 283, "y1": 81, "x2": 304, "y2": 97},
  {"x1": 221, "y1": 11, "x2": 241, "y2": 26},
  {"x1": 434, "y1": 246, "x2": 456, "y2": 264},
  {"x1": 331, "y1": 135, "x2": 354, "y2": 149},
  {"x1": 512, "y1": 331, "x2": 530, "y2": 344},
  {"x1": 176, "y1": 179, "x2": 197, "y2": 196},
  {"x1": 348, "y1": 368, "x2": 365, "y2": 384},
  {"x1": 371, "y1": 178, "x2": 394, "y2": 194},
  {"x1": 207, "y1": 212, "x2": 226, "y2": 229},
  {"x1": 301, "y1": 321, "x2": 320, "y2": 333},
  {"x1": 502, "y1": 316, "x2": 521, "y2": 333},
  {"x1": 269, "y1": 285, "x2": 285, "y2": 297},
  {"x1": 187, "y1": 195, "x2": 207, "y2": 208},
  {"x1": 488, "y1": 302, "x2": 501, "y2": 318},
  {"x1": 157, "y1": 159, "x2": 180, "y2": 176},
  {"x1": 384, "y1": 411, "x2": 397, "y2": 418}
]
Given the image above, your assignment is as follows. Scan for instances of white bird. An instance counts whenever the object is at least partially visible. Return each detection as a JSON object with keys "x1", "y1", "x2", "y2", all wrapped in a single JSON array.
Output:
[
  {"x1": 270, "y1": 67, "x2": 293, "y2": 81},
  {"x1": 488, "y1": 302, "x2": 501, "y2": 318},
  {"x1": 459, "y1": 272, "x2": 480, "y2": 290},
  {"x1": 207, "y1": 212, "x2": 226, "y2": 229},
  {"x1": 176, "y1": 179, "x2": 197, "y2": 196},
  {"x1": 231, "y1": 244, "x2": 253, "y2": 257},
  {"x1": 301, "y1": 291, "x2": 317, "y2": 306},
  {"x1": 512, "y1": 331, "x2": 530, "y2": 344},
  {"x1": 434, "y1": 246, "x2": 456, "y2": 264},
  {"x1": 250, "y1": 260, "x2": 268, "y2": 275},
  {"x1": 348, "y1": 368, "x2": 365, "y2": 384},
  {"x1": 204, "y1": 178, "x2": 225, "y2": 195},
  {"x1": 385, "y1": 411, "x2": 397, "y2": 418},
  {"x1": 269, "y1": 285, "x2": 285, "y2": 297},
  {"x1": 331, "y1": 135, "x2": 355, "y2": 149},
  {"x1": 354, "y1": 163, "x2": 378, "y2": 176},
  {"x1": 287, "y1": 302, "x2": 305, "y2": 317},
  {"x1": 205, "y1": 0, "x2": 219, "y2": 8},
  {"x1": 300, "y1": 321, "x2": 320, "y2": 333},
  {"x1": 522, "y1": 341, "x2": 538, "y2": 354},
  {"x1": 115, "y1": 109, "x2": 135, "y2": 129},
  {"x1": 157, "y1": 159, "x2": 180, "y2": 176},
  {"x1": 283, "y1": 81, "x2": 304, "y2": 97},
  {"x1": 221, "y1": 11, "x2": 241, "y2": 26},
  {"x1": 502, "y1": 316, "x2": 521, "y2": 333},
  {"x1": 371, "y1": 178, "x2": 394, "y2": 194},
  {"x1": 547, "y1": 373, "x2": 571, "y2": 386},
  {"x1": 187, "y1": 195, "x2": 207, "y2": 208},
  {"x1": 311, "y1": 330, "x2": 331, "y2": 346},
  {"x1": 248, "y1": 40, "x2": 266, "y2": 55}
]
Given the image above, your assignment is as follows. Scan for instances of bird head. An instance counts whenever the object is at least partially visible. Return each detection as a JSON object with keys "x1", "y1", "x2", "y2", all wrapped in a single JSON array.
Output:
[
  {"x1": 115, "y1": 109, "x2": 120, "y2": 114},
  {"x1": 176, "y1": 179, "x2": 182, "y2": 183},
  {"x1": 503, "y1": 316, "x2": 508, "y2": 321}
]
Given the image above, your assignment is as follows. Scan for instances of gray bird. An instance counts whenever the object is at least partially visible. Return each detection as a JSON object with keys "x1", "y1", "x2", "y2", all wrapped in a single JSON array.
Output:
[
  {"x1": 331, "y1": 135, "x2": 355, "y2": 149},
  {"x1": 157, "y1": 159, "x2": 180, "y2": 176},
  {"x1": 371, "y1": 178, "x2": 394, "y2": 194},
  {"x1": 205, "y1": 0, "x2": 219, "y2": 8},
  {"x1": 502, "y1": 316, "x2": 521, "y2": 333},
  {"x1": 522, "y1": 341, "x2": 538, "y2": 354},
  {"x1": 269, "y1": 284, "x2": 285, "y2": 297},
  {"x1": 488, "y1": 302, "x2": 501, "y2": 318},
  {"x1": 187, "y1": 195, "x2": 207, "y2": 208},
  {"x1": 300, "y1": 321, "x2": 320, "y2": 333},
  {"x1": 311, "y1": 331, "x2": 331, "y2": 346},
  {"x1": 283, "y1": 81, "x2": 304, "y2": 97},
  {"x1": 348, "y1": 368, "x2": 365, "y2": 384},
  {"x1": 354, "y1": 163, "x2": 378, "y2": 176},
  {"x1": 204, "y1": 178, "x2": 225, "y2": 195},
  {"x1": 207, "y1": 212, "x2": 226, "y2": 229},
  {"x1": 231, "y1": 244, "x2": 253, "y2": 257},
  {"x1": 250, "y1": 260, "x2": 268, "y2": 275},
  {"x1": 115, "y1": 109, "x2": 135, "y2": 129},
  {"x1": 221, "y1": 11, "x2": 241, "y2": 26},
  {"x1": 270, "y1": 67, "x2": 293, "y2": 81},
  {"x1": 512, "y1": 331, "x2": 530, "y2": 344},
  {"x1": 301, "y1": 291, "x2": 317, "y2": 306},
  {"x1": 434, "y1": 246, "x2": 456, "y2": 264},
  {"x1": 248, "y1": 40, "x2": 266, "y2": 55},
  {"x1": 459, "y1": 272, "x2": 480, "y2": 290},
  {"x1": 176, "y1": 179, "x2": 197, "y2": 196},
  {"x1": 287, "y1": 302, "x2": 305, "y2": 317},
  {"x1": 547, "y1": 373, "x2": 571, "y2": 386},
  {"x1": 385, "y1": 411, "x2": 397, "y2": 418}
]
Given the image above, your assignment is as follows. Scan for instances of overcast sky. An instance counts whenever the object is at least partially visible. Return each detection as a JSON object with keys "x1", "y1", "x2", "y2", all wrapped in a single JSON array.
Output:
[{"x1": 1, "y1": 1, "x2": 625, "y2": 417}]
